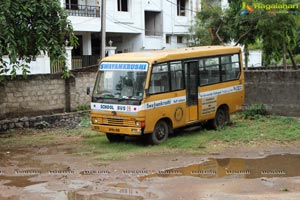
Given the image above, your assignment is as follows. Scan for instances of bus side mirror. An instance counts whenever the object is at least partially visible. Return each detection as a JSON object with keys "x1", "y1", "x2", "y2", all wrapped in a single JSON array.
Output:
[{"x1": 86, "y1": 86, "x2": 90, "y2": 95}]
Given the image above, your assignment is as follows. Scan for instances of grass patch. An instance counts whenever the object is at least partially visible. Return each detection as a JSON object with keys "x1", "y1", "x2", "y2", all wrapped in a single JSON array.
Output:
[
  {"x1": 81, "y1": 134, "x2": 173, "y2": 160},
  {"x1": 1, "y1": 113, "x2": 299, "y2": 161},
  {"x1": 0, "y1": 131, "x2": 56, "y2": 148},
  {"x1": 214, "y1": 115, "x2": 300, "y2": 142},
  {"x1": 80, "y1": 114, "x2": 300, "y2": 160}
]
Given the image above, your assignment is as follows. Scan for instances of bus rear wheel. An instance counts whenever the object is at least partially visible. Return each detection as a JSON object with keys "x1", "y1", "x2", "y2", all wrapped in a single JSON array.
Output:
[
  {"x1": 147, "y1": 120, "x2": 169, "y2": 145},
  {"x1": 106, "y1": 133, "x2": 125, "y2": 143},
  {"x1": 208, "y1": 107, "x2": 230, "y2": 129}
]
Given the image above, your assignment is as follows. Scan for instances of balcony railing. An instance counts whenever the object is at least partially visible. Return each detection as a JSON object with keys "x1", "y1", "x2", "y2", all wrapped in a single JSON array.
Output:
[{"x1": 65, "y1": 4, "x2": 100, "y2": 17}]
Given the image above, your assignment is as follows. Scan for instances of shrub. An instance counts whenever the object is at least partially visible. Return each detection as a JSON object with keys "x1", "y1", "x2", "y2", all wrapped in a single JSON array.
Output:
[{"x1": 241, "y1": 104, "x2": 267, "y2": 119}]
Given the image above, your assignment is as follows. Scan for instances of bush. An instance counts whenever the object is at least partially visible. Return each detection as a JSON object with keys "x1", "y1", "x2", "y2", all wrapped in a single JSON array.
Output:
[
  {"x1": 293, "y1": 54, "x2": 300, "y2": 65},
  {"x1": 241, "y1": 104, "x2": 267, "y2": 120}
]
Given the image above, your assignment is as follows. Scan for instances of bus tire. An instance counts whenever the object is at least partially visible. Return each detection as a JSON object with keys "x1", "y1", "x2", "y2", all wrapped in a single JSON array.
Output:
[
  {"x1": 147, "y1": 120, "x2": 169, "y2": 145},
  {"x1": 208, "y1": 107, "x2": 230, "y2": 129},
  {"x1": 106, "y1": 133, "x2": 125, "y2": 143}
]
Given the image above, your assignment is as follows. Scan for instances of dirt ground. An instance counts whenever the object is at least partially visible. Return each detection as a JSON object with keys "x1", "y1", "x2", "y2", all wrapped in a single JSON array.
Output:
[{"x1": 0, "y1": 134, "x2": 300, "y2": 200}]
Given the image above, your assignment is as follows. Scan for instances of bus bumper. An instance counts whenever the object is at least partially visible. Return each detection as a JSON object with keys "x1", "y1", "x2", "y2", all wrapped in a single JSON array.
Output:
[{"x1": 92, "y1": 124, "x2": 143, "y2": 136}]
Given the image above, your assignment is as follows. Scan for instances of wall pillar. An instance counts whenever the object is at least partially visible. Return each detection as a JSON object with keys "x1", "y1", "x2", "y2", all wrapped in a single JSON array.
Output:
[
  {"x1": 65, "y1": 46, "x2": 73, "y2": 70},
  {"x1": 105, "y1": 46, "x2": 117, "y2": 56}
]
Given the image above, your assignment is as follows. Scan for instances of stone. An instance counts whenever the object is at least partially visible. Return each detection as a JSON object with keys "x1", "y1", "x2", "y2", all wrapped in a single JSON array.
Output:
[
  {"x1": 20, "y1": 117, "x2": 29, "y2": 122},
  {"x1": 9, "y1": 123, "x2": 15, "y2": 129},
  {"x1": 34, "y1": 121, "x2": 50, "y2": 129},
  {"x1": 15, "y1": 122, "x2": 24, "y2": 129}
]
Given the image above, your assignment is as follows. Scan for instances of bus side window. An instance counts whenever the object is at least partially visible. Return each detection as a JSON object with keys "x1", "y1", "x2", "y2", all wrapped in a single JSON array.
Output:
[
  {"x1": 199, "y1": 59, "x2": 208, "y2": 86},
  {"x1": 221, "y1": 54, "x2": 241, "y2": 81},
  {"x1": 204, "y1": 57, "x2": 220, "y2": 85},
  {"x1": 170, "y1": 61, "x2": 184, "y2": 90}
]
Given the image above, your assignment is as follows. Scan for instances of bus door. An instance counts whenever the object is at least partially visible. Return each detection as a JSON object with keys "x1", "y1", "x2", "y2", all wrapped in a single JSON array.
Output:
[{"x1": 184, "y1": 60, "x2": 199, "y2": 122}]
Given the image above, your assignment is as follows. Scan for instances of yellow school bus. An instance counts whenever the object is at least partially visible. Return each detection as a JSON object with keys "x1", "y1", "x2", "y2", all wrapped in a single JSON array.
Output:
[{"x1": 90, "y1": 46, "x2": 244, "y2": 144}]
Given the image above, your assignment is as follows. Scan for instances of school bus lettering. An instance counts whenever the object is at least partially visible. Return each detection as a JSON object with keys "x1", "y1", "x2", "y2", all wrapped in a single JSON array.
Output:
[
  {"x1": 100, "y1": 104, "x2": 114, "y2": 110},
  {"x1": 146, "y1": 103, "x2": 155, "y2": 109},
  {"x1": 117, "y1": 106, "x2": 126, "y2": 111}
]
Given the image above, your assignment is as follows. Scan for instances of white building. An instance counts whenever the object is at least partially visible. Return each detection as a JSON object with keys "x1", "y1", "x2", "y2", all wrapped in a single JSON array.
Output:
[
  {"x1": 4, "y1": 0, "x2": 231, "y2": 74},
  {"x1": 63, "y1": 0, "x2": 202, "y2": 57},
  {"x1": 64, "y1": 0, "x2": 261, "y2": 69}
]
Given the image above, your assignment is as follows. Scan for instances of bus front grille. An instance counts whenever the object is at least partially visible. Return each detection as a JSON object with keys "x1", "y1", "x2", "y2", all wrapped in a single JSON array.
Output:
[{"x1": 102, "y1": 117, "x2": 135, "y2": 127}]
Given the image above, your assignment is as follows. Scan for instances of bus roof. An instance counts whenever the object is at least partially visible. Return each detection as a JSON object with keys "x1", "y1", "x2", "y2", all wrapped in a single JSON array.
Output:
[{"x1": 101, "y1": 46, "x2": 241, "y2": 64}]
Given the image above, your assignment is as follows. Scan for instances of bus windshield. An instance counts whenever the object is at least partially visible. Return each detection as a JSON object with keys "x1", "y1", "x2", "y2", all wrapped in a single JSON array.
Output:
[{"x1": 92, "y1": 63, "x2": 148, "y2": 103}]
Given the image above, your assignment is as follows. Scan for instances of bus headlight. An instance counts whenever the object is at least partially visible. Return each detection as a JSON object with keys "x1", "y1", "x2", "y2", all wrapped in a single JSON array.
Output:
[
  {"x1": 135, "y1": 121, "x2": 145, "y2": 128},
  {"x1": 92, "y1": 117, "x2": 98, "y2": 124}
]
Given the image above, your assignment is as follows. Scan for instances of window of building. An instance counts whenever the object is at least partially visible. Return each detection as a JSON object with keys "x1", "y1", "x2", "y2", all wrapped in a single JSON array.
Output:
[
  {"x1": 166, "y1": 35, "x2": 171, "y2": 44},
  {"x1": 177, "y1": 0, "x2": 186, "y2": 16},
  {"x1": 177, "y1": 36, "x2": 183, "y2": 44},
  {"x1": 149, "y1": 63, "x2": 170, "y2": 94},
  {"x1": 72, "y1": 35, "x2": 82, "y2": 56},
  {"x1": 145, "y1": 11, "x2": 163, "y2": 36},
  {"x1": 65, "y1": 0, "x2": 78, "y2": 10},
  {"x1": 170, "y1": 62, "x2": 184, "y2": 90},
  {"x1": 118, "y1": 0, "x2": 128, "y2": 12}
]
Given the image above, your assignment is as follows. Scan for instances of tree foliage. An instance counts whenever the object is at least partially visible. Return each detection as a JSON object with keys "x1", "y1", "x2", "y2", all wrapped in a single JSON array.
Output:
[
  {"x1": 192, "y1": 0, "x2": 300, "y2": 69},
  {"x1": 0, "y1": 0, "x2": 77, "y2": 81}
]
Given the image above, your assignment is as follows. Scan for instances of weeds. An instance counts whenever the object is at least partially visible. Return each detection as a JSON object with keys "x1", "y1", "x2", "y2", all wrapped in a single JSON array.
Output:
[
  {"x1": 76, "y1": 104, "x2": 90, "y2": 111},
  {"x1": 240, "y1": 104, "x2": 267, "y2": 119},
  {"x1": 78, "y1": 113, "x2": 91, "y2": 128}
]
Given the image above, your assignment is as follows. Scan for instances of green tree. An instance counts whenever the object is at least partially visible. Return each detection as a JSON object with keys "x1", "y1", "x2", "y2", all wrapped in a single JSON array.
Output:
[
  {"x1": 0, "y1": 0, "x2": 77, "y2": 81},
  {"x1": 195, "y1": 0, "x2": 259, "y2": 68},
  {"x1": 195, "y1": 1, "x2": 230, "y2": 45},
  {"x1": 257, "y1": 7, "x2": 299, "y2": 68},
  {"x1": 192, "y1": 0, "x2": 300, "y2": 69}
]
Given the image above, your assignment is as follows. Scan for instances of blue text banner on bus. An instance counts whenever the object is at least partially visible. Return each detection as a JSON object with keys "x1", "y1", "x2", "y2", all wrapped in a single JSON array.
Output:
[{"x1": 100, "y1": 62, "x2": 148, "y2": 71}]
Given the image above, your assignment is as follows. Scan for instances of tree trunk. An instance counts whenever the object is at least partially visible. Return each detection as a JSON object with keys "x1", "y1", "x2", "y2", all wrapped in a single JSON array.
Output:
[
  {"x1": 282, "y1": 41, "x2": 287, "y2": 70},
  {"x1": 288, "y1": 49, "x2": 298, "y2": 69}
]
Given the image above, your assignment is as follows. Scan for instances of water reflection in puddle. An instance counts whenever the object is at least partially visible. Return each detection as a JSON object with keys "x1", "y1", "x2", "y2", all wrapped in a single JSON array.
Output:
[
  {"x1": 68, "y1": 182, "x2": 158, "y2": 200},
  {"x1": 140, "y1": 154, "x2": 300, "y2": 181},
  {"x1": 0, "y1": 175, "x2": 46, "y2": 187}
]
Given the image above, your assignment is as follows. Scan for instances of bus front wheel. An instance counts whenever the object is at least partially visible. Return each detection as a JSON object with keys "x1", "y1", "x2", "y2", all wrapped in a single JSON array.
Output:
[
  {"x1": 147, "y1": 120, "x2": 169, "y2": 145},
  {"x1": 208, "y1": 107, "x2": 230, "y2": 129},
  {"x1": 106, "y1": 133, "x2": 125, "y2": 143}
]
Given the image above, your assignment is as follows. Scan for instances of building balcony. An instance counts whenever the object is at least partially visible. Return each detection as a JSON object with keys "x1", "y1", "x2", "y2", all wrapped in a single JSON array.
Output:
[{"x1": 65, "y1": 4, "x2": 100, "y2": 17}]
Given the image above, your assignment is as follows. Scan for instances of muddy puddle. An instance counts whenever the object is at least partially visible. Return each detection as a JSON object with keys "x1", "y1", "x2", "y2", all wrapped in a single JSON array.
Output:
[
  {"x1": 0, "y1": 175, "x2": 46, "y2": 187},
  {"x1": 68, "y1": 182, "x2": 158, "y2": 200},
  {"x1": 140, "y1": 154, "x2": 300, "y2": 180}
]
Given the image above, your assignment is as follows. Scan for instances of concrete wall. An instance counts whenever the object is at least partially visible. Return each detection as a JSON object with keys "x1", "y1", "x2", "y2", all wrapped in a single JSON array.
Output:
[
  {"x1": 1, "y1": 70, "x2": 300, "y2": 121},
  {"x1": 3, "y1": 54, "x2": 51, "y2": 75},
  {"x1": 245, "y1": 70, "x2": 300, "y2": 117},
  {"x1": 0, "y1": 72, "x2": 97, "y2": 120}
]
